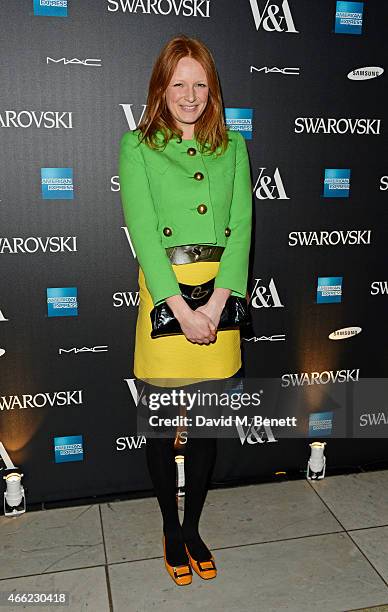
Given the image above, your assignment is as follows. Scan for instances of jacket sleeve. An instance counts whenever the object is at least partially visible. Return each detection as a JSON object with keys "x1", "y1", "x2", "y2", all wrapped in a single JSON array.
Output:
[
  {"x1": 214, "y1": 132, "x2": 253, "y2": 298},
  {"x1": 119, "y1": 130, "x2": 182, "y2": 307}
]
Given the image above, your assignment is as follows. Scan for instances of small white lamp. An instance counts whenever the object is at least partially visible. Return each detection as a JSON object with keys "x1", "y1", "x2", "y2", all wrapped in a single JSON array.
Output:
[
  {"x1": 0, "y1": 442, "x2": 26, "y2": 516},
  {"x1": 307, "y1": 441, "x2": 327, "y2": 480}
]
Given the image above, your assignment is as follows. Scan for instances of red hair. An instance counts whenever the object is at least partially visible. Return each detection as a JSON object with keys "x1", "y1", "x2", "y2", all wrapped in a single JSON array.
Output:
[{"x1": 137, "y1": 34, "x2": 229, "y2": 155}]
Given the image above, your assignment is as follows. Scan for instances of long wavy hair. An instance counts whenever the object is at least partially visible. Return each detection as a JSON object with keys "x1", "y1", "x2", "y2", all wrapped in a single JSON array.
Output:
[{"x1": 136, "y1": 34, "x2": 229, "y2": 156}]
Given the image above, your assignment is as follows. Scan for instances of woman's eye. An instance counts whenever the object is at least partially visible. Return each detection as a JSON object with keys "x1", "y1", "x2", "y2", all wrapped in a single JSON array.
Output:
[{"x1": 172, "y1": 83, "x2": 207, "y2": 87}]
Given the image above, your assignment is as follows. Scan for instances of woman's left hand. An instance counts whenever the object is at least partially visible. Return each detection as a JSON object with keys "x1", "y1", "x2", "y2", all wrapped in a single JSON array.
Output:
[
  {"x1": 195, "y1": 302, "x2": 222, "y2": 331},
  {"x1": 195, "y1": 287, "x2": 232, "y2": 332}
]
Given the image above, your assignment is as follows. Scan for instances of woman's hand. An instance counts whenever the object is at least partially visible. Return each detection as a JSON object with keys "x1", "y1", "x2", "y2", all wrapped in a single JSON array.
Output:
[
  {"x1": 195, "y1": 302, "x2": 221, "y2": 330},
  {"x1": 196, "y1": 287, "x2": 231, "y2": 331},
  {"x1": 165, "y1": 287, "x2": 232, "y2": 344},
  {"x1": 178, "y1": 309, "x2": 216, "y2": 344},
  {"x1": 165, "y1": 294, "x2": 215, "y2": 344}
]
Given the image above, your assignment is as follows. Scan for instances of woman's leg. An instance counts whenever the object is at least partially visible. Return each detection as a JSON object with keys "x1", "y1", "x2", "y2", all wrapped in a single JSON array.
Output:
[
  {"x1": 145, "y1": 435, "x2": 189, "y2": 566},
  {"x1": 182, "y1": 435, "x2": 217, "y2": 560}
]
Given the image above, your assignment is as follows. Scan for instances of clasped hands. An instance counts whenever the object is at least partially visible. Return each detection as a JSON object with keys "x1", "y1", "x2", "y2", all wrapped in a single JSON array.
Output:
[{"x1": 165, "y1": 287, "x2": 231, "y2": 345}]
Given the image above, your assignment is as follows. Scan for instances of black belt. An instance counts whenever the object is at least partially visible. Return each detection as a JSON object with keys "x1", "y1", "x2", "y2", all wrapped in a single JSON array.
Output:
[{"x1": 165, "y1": 244, "x2": 225, "y2": 264}]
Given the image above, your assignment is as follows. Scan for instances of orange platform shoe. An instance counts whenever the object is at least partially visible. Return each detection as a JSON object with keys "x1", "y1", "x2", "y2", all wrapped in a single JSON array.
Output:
[
  {"x1": 162, "y1": 536, "x2": 193, "y2": 586},
  {"x1": 185, "y1": 543, "x2": 217, "y2": 580}
]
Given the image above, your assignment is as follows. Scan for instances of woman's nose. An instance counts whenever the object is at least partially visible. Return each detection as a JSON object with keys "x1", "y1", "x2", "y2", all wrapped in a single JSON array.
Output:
[{"x1": 183, "y1": 87, "x2": 196, "y2": 102}]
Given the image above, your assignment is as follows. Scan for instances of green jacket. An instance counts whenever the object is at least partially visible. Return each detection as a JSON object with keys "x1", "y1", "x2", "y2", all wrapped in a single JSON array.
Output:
[{"x1": 119, "y1": 128, "x2": 252, "y2": 306}]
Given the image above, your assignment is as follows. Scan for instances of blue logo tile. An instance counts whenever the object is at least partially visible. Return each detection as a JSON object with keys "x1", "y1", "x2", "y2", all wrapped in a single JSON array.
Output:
[
  {"x1": 47, "y1": 287, "x2": 78, "y2": 317},
  {"x1": 323, "y1": 169, "x2": 351, "y2": 198},
  {"x1": 41, "y1": 168, "x2": 74, "y2": 200},
  {"x1": 334, "y1": 1, "x2": 364, "y2": 35},
  {"x1": 225, "y1": 108, "x2": 253, "y2": 139},
  {"x1": 54, "y1": 435, "x2": 84, "y2": 463},
  {"x1": 309, "y1": 412, "x2": 333, "y2": 436},
  {"x1": 33, "y1": 0, "x2": 68, "y2": 17},
  {"x1": 316, "y1": 277, "x2": 343, "y2": 303}
]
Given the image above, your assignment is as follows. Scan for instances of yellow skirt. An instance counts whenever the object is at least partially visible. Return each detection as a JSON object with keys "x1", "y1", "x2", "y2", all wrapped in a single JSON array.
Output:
[{"x1": 134, "y1": 260, "x2": 241, "y2": 387}]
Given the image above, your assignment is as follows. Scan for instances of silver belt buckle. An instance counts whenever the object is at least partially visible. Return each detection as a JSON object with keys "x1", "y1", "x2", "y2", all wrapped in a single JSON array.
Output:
[
  {"x1": 166, "y1": 244, "x2": 224, "y2": 264},
  {"x1": 189, "y1": 245, "x2": 202, "y2": 261}
]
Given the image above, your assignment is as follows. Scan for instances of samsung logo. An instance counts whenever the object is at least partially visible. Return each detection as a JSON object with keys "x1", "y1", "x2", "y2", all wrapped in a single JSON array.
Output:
[
  {"x1": 328, "y1": 327, "x2": 362, "y2": 340},
  {"x1": 347, "y1": 66, "x2": 384, "y2": 81}
]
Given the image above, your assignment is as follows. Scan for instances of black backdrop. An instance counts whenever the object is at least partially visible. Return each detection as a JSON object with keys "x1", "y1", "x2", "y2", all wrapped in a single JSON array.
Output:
[{"x1": 0, "y1": 0, "x2": 387, "y2": 505}]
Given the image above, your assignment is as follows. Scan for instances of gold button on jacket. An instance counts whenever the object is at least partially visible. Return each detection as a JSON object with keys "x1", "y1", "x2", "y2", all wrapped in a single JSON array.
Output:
[{"x1": 119, "y1": 128, "x2": 252, "y2": 306}]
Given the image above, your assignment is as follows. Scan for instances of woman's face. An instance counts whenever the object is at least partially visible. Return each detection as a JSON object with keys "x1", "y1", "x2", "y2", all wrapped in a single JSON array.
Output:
[{"x1": 164, "y1": 56, "x2": 209, "y2": 130}]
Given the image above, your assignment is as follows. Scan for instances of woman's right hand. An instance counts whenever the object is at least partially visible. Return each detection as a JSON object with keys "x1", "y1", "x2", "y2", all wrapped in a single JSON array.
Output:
[
  {"x1": 178, "y1": 308, "x2": 217, "y2": 344},
  {"x1": 165, "y1": 294, "x2": 217, "y2": 344}
]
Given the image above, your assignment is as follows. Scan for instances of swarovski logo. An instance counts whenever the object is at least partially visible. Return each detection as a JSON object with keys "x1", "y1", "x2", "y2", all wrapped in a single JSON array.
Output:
[
  {"x1": 0, "y1": 110, "x2": 73, "y2": 129},
  {"x1": 108, "y1": 0, "x2": 211, "y2": 17},
  {"x1": 380, "y1": 176, "x2": 388, "y2": 191},
  {"x1": 360, "y1": 412, "x2": 388, "y2": 427},
  {"x1": 370, "y1": 281, "x2": 388, "y2": 295},
  {"x1": 113, "y1": 292, "x2": 140, "y2": 307},
  {"x1": 281, "y1": 369, "x2": 360, "y2": 387},
  {"x1": 289, "y1": 230, "x2": 371, "y2": 246},
  {"x1": 47, "y1": 57, "x2": 102, "y2": 67},
  {"x1": 295, "y1": 117, "x2": 381, "y2": 135},
  {"x1": 0, "y1": 390, "x2": 83, "y2": 411},
  {"x1": 116, "y1": 435, "x2": 146, "y2": 450},
  {"x1": 0, "y1": 236, "x2": 77, "y2": 254},
  {"x1": 249, "y1": 0, "x2": 299, "y2": 33}
]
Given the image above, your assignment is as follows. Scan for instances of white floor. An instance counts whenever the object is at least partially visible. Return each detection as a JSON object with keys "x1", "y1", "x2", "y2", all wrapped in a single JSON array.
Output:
[{"x1": 1, "y1": 470, "x2": 388, "y2": 612}]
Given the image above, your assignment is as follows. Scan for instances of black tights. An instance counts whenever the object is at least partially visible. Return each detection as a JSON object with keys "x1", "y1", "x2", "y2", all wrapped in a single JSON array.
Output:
[{"x1": 145, "y1": 434, "x2": 217, "y2": 566}]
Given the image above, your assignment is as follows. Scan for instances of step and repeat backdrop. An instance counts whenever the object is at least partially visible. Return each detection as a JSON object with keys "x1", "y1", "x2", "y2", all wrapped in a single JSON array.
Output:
[{"x1": 0, "y1": 0, "x2": 387, "y2": 505}]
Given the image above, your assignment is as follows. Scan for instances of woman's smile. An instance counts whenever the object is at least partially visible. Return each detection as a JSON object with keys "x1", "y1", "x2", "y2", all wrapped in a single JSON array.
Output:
[{"x1": 180, "y1": 104, "x2": 199, "y2": 111}]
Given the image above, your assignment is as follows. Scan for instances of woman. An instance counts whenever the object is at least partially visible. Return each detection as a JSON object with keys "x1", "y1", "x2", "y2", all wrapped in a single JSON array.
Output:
[{"x1": 119, "y1": 34, "x2": 252, "y2": 585}]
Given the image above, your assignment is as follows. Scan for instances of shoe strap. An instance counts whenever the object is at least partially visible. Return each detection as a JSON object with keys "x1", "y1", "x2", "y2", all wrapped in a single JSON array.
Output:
[
  {"x1": 197, "y1": 558, "x2": 216, "y2": 572},
  {"x1": 173, "y1": 565, "x2": 192, "y2": 578}
]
